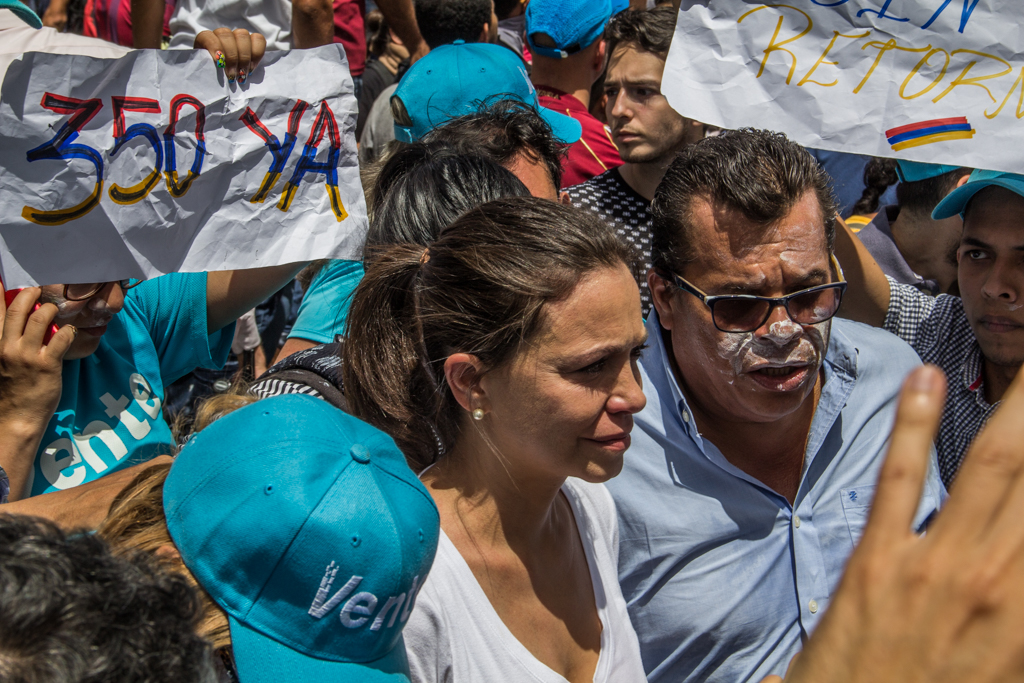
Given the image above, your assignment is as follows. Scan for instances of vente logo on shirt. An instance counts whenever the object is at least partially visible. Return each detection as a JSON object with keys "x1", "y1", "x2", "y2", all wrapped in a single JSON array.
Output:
[{"x1": 38, "y1": 372, "x2": 163, "y2": 490}]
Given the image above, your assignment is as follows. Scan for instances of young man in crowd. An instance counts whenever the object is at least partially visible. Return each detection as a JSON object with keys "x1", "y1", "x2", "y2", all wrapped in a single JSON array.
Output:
[
  {"x1": 605, "y1": 129, "x2": 944, "y2": 682},
  {"x1": 359, "y1": 0, "x2": 499, "y2": 164},
  {"x1": 837, "y1": 169, "x2": 1024, "y2": 486},
  {"x1": 855, "y1": 160, "x2": 971, "y2": 295},
  {"x1": 526, "y1": 0, "x2": 621, "y2": 187},
  {"x1": 567, "y1": 5, "x2": 704, "y2": 315}
]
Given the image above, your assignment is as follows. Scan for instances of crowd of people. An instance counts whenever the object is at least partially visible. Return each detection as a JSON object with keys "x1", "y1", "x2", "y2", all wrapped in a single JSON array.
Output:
[{"x1": 3, "y1": 0, "x2": 1024, "y2": 681}]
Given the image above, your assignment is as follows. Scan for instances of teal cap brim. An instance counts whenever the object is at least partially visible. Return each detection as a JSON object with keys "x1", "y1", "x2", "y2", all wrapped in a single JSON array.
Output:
[
  {"x1": 0, "y1": 0, "x2": 42, "y2": 28},
  {"x1": 229, "y1": 616, "x2": 413, "y2": 683},
  {"x1": 932, "y1": 170, "x2": 1024, "y2": 220},
  {"x1": 895, "y1": 160, "x2": 961, "y2": 183},
  {"x1": 537, "y1": 106, "x2": 582, "y2": 145}
]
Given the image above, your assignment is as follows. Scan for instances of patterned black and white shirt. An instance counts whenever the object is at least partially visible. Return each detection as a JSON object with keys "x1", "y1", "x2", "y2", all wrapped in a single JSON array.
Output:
[
  {"x1": 568, "y1": 168, "x2": 654, "y2": 316},
  {"x1": 884, "y1": 276, "x2": 998, "y2": 486}
]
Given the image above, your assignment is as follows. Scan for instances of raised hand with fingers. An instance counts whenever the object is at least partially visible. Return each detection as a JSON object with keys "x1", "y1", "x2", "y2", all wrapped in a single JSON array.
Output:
[
  {"x1": 194, "y1": 28, "x2": 267, "y2": 85},
  {"x1": 785, "y1": 363, "x2": 1024, "y2": 683},
  {"x1": 0, "y1": 288, "x2": 77, "y2": 502}
]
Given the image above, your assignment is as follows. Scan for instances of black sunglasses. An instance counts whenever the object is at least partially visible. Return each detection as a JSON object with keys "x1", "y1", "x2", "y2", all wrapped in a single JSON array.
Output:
[
  {"x1": 661, "y1": 254, "x2": 848, "y2": 333},
  {"x1": 63, "y1": 280, "x2": 142, "y2": 302}
]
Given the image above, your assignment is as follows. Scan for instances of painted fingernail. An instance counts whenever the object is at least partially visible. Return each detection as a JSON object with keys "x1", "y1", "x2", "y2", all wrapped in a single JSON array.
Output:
[
  {"x1": 238, "y1": 69, "x2": 246, "y2": 84},
  {"x1": 214, "y1": 51, "x2": 225, "y2": 68},
  {"x1": 228, "y1": 72, "x2": 236, "y2": 83}
]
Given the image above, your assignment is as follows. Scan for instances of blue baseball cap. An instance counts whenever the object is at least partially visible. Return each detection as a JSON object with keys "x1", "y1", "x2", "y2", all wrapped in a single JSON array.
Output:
[
  {"x1": 391, "y1": 41, "x2": 581, "y2": 144},
  {"x1": 0, "y1": 0, "x2": 42, "y2": 28},
  {"x1": 526, "y1": 0, "x2": 612, "y2": 58},
  {"x1": 932, "y1": 169, "x2": 1024, "y2": 220},
  {"x1": 164, "y1": 394, "x2": 440, "y2": 683},
  {"x1": 895, "y1": 160, "x2": 962, "y2": 183}
]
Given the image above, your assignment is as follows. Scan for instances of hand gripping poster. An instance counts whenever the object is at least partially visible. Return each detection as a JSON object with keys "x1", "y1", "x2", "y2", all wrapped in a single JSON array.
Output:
[
  {"x1": 0, "y1": 45, "x2": 366, "y2": 288},
  {"x1": 664, "y1": 1, "x2": 1024, "y2": 172}
]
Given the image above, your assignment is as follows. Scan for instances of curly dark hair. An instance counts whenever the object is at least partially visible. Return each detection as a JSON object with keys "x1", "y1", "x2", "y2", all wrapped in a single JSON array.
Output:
[
  {"x1": 414, "y1": 0, "x2": 493, "y2": 49},
  {"x1": 0, "y1": 515, "x2": 214, "y2": 683},
  {"x1": 423, "y1": 99, "x2": 567, "y2": 191}
]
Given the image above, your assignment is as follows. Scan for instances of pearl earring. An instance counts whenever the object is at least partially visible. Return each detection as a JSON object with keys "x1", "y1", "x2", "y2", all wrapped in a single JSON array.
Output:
[{"x1": 472, "y1": 408, "x2": 485, "y2": 421}]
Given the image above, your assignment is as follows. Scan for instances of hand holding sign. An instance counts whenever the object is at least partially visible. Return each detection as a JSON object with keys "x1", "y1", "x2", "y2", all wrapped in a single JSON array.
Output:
[
  {"x1": 0, "y1": 45, "x2": 366, "y2": 289},
  {"x1": 194, "y1": 28, "x2": 268, "y2": 84}
]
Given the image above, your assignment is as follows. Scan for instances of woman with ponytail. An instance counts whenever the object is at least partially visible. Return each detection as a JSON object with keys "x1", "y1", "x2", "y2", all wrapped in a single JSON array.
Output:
[{"x1": 343, "y1": 198, "x2": 650, "y2": 682}]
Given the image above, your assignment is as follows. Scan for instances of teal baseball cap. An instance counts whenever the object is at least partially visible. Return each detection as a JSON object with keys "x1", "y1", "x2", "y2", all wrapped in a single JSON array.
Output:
[
  {"x1": 526, "y1": 0, "x2": 612, "y2": 58},
  {"x1": 895, "y1": 160, "x2": 962, "y2": 184},
  {"x1": 0, "y1": 0, "x2": 42, "y2": 28},
  {"x1": 932, "y1": 169, "x2": 1024, "y2": 219},
  {"x1": 163, "y1": 394, "x2": 440, "y2": 683},
  {"x1": 391, "y1": 41, "x2": 582, "y2": 144}
]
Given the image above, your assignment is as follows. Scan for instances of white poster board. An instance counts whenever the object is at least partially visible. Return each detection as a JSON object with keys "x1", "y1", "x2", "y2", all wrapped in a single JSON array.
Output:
[
  {"x1": 664, "y1": 1, "x2": 1023, "y2": 172},
  {"x1": 0, "y1": 45, "x2": 366, "y2": 288}
]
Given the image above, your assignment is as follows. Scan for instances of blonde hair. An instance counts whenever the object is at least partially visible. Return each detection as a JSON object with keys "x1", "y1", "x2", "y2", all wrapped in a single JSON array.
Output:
[{"x1": 99, "y1": 390, "x2": 259, "y2": 649}]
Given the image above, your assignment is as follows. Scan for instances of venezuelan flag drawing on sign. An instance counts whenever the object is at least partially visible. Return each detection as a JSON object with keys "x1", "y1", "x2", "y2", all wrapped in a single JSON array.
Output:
[{"x1": 885, "y1": 118, "x2": 975, "y2": 152}]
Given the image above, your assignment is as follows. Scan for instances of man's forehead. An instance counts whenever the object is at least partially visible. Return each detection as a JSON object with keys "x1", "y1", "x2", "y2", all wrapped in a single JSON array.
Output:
[
  {"x1": 686, "y1": 193, "x2": 829, "y2": 264},
  {"x1": 964, "y1": 186, "x2": 1024, "y2": 240},
  {"x1": 607, "y1": 44, "x2": 667, "y2": 77}
]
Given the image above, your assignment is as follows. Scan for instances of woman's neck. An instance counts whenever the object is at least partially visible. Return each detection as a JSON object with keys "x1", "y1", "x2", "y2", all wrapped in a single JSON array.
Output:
[{"x1": 422, "y1": 433, "x2": 569, "y2": 550}]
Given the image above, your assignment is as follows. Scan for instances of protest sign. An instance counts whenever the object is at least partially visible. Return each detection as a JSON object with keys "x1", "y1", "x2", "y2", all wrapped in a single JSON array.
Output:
[
  {"x1": 0, "y1": 45, "x2": 366, "y2": 288},
  {"x1": 664, "y1": 1, "x2": 1023, "y2": 172}
]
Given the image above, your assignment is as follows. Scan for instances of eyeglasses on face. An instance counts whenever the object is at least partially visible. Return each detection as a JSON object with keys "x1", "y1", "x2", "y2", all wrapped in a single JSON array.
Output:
[
  {"x1": 660, "y1": 254, "x2": 848, "y2": 334},
  {"x1": 63, "y1": 280, "x2": 142, "y2": 302}
]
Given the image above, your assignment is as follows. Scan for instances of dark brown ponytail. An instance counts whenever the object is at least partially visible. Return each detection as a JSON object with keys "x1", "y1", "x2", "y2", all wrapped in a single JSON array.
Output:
[{"x1": 343, "y1": 197, "x2": 636, "y2": 470}]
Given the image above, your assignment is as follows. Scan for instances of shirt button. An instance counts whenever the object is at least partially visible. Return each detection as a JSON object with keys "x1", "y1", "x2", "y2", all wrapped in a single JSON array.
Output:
[
  {"x1": 809, "y1": 599, "x2": 818, "y2": 614},
  {"x1": 793, "y1": 515, "x2": 801, "y2": 528},
  {"x1": 682, "y1": 411, "x2": 690, "y2": 423}
]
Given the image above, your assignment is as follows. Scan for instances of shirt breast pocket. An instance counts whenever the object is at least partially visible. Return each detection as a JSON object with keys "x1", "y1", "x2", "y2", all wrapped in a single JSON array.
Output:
[{"x1": 840, "y1": 485, "x2": 876, "y2": 547}]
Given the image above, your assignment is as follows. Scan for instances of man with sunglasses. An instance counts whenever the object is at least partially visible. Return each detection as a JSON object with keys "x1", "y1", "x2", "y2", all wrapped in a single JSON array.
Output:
[
  {"x1": 604, "y1": 129, "x2": 944, "y2": 683},
  {"x1": 0, "y1": 261, "x2": 302, "y2": 507}
]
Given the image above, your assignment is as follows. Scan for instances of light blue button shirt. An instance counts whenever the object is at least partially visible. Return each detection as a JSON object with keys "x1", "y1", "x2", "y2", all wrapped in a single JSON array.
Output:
[{"x1": 607, "y1": 312, "x2": 945, "y2": 683}]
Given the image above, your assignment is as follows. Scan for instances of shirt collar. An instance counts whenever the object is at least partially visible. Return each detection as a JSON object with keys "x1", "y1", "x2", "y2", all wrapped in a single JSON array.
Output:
[{"x1": 962, "y1": 344, "x2": 995, "y2": 415}]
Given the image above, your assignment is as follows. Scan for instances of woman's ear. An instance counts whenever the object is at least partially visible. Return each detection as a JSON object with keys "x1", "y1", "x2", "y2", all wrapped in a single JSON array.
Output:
[{"x1": 444, "y1": 353, "x2": 486, "y2": 412}]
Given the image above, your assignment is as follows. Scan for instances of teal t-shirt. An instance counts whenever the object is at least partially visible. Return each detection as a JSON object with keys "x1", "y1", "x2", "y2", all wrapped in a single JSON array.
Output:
[
  {"x1": 31, "y1": 272, "x2": 233, "y2": 497},
  {"x1": 288, "y1": 259, "x2": 364, "y2": 344}
]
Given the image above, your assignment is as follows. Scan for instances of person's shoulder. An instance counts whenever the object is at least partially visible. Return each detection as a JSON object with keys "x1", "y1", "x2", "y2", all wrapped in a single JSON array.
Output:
[
  {"x1": 566, "y1": 169, "x2": 616, "y2": 198},
  {"x1": 832, "y1": 317, "x2": 920, "y2": 371}
]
